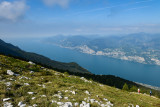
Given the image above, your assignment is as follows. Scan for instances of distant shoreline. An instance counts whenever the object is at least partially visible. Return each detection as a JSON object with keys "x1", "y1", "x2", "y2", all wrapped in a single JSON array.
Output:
[
  {"x1": 135, "y1": 82, "x2": 160, "y2": 91},
  {"x1": 51, "y1": 43, "x2": 160, "y2": 67}
]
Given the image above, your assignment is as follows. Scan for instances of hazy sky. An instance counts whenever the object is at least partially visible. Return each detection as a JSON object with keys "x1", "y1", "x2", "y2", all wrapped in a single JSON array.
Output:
[{"x1": 0, "y1": 0, "x2": 160, "y2": 38}]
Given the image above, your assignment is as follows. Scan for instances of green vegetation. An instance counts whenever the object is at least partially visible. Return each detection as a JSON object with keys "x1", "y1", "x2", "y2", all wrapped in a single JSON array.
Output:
[
  {"x1": 0, "y1": 39, "x2": 90, "y2": 74},
  {"x1": 122, "y1": 83, "x2": 129, "y2": 91},
  {"x1": 0, "y1": 55, "x2": 160, "y2": 107}
]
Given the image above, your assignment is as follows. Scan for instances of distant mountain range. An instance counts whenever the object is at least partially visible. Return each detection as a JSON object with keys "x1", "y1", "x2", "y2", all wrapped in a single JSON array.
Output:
[
  {"x1": 0, "y1": 39, "x2": 90, "y2": 74},
  {"x1": 45, "y1": 33, "x2": 160, "y2": 66}
]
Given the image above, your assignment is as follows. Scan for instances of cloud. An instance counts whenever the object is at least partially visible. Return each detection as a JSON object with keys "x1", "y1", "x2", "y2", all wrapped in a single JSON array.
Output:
[
  {"x1": 42, "y1": 0, "x2": 71, "y2": 8},
  {"x1": 0, "y1": 0, "x2": 28, "y2": 21},
  {"x1": 75, "y1": 0, "x2": 154, "y2": 15}
]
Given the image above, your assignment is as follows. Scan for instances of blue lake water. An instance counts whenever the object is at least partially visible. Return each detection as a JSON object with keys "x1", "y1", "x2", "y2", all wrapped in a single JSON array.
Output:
[{"x1": 6, "y1": 38, "x2": 160, "y2": 87}]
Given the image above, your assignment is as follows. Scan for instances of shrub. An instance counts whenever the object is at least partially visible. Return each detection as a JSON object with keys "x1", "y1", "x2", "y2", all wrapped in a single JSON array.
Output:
[{"x1": 122, "y1": 83, "x2": 129, "y2": 91}]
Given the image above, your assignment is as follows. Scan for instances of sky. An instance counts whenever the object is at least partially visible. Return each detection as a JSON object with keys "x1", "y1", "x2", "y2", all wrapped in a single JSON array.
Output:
[{"x1": 0, "y1": 0, "x2": 160, "y2": 38}]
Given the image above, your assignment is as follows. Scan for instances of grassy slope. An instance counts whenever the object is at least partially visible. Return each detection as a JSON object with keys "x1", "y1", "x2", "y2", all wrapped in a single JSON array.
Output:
[{"x1": 0, "y1": 55, "x2": 160, "y2": 107}]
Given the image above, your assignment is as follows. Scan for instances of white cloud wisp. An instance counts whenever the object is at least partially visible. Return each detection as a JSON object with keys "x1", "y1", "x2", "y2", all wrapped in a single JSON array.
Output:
[{"x1": 0, "y1": 0, "x2": 28, "y2": 21}]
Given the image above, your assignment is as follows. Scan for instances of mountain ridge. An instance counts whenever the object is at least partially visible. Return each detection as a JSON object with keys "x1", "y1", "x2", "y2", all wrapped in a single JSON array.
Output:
[
  {"x1": 45, "y1": 33, "x2": 160, "y2": 66},
  {"x1": 0, "y1": 39, "x2": 90, "y2": 74}
]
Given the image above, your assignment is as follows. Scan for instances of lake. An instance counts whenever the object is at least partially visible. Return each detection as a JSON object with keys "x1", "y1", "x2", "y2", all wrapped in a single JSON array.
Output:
[{"x1": 6, "y1": 38, "x2": 160, "y2": 87}]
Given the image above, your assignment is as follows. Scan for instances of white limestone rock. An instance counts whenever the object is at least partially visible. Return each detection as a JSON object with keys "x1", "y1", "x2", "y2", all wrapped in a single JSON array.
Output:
[
  {"x1": 18, "y1": 101, "x2": 23, "y2": 106},
  {"x1": 30, "y1": 71, "x2": 34, "y2": 73},
  {"x1": 85, "y1": 91, "x2": 90, "y2": 95},
  {"x1": 28, "y1": 92, "x2": 34, "y2": 95},
  {"x1": 24, "y1": 83, "x2": 29, "y2": 86},
  {"x1": 7, "y1": 70, "x2": 14, "y2": 75},
  {"x1": 64, "y1": 97, "x2": 68, "y2": 100},
  {"x1": 103, "y1": 98, "x2": 108, "y2": 101},
  {"x1": 72, "y1": 91, "x2": 76, "y2": 95},
  {"x1": 41, "y1": 95, "x2": 46, "y2": 97},
  {"x1": 5, "y1": 82, "x2": 12, "y2": 86},
  {"x1": 33, "y1": 104, "x2": 38, "y2": 107},
  {"x1": 90, "y1": 99, "x2": 95, "y2": 103},
  {"x1": 57, "y1": 102, "x2": 64, "y2": 106},
  {"x1": 32, "y1": 97, "x2": 36, "y2": 100},
  {"x1": 28, "y1": 61, "x2": 35, "y2": 65},
  {"x1": 64, "y1": 102, "x2": 73, "y2": 107},
  {"x1": 3, "y1": 98, "x2": 11, "y2": 102},
  {"x1": 3, "y1": 102, "x2": 13, "y2": 107},
  {"x1": 74, "y1": 102, "x2": 79, "y2": 106}
]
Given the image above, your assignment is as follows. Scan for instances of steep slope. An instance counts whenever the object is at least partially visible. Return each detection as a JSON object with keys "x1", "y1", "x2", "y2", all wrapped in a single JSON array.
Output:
[
  {"x1": 0, "y1": 55, "x2": 160, "y2": 107},
  {"x1": 0, "y1": 39, "x2": 90, "y2": 74}
]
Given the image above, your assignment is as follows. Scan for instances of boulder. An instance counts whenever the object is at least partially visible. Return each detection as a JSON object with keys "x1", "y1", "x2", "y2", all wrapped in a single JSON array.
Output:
[
  {"x1": 64, "y1": 102, "x2": 73, "y2": 107},
  {"x1": 28, "y1": 61, "x2": 35, "y2": 65},
  {"x1": 57, "y1": 102, "x2": 64, "y2": 106},
  {"x1": 32, "y1": 97, "x2": 36, "y2": 100},
  {"x1": 90, "y1": 99, "x2": 95, "y2": 103},
  {"x1": 72, "y1": 91, "x2": 76, "y2": 95},
  {"x1": 3, "y1": 102, "x2": 13, "y2": 107},
  {"x1": 7, "y1": 70, "x2": 14, "y2": 75},
  {"x1": 85, "y1": 91, "x2": 90, "y2": 95},
  {"x1": 5, "y1": 82, "x2": 12, "y2": 86},
  {"x1": 33, "y1": 104, "x2": 38, "y2": 107},
  {"x1": 28, "y1": 92, "x2": 34, "y2": 95},
  {"x1": 24, "y1": 83, "x2": 30, "y2": 86},
  {"x1": 64, "y1": 97, "x2": 68, "y2": 100},
  {"x1": 74, "y1": 102, "x2": 79, "y2": 106},
  {"x1": 3, "y1": 98, "x2": 11, "y2": 102}
]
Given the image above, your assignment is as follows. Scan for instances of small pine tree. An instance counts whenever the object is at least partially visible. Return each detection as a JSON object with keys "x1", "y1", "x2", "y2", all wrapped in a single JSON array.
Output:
[
  {"x1": 130, "y1": 86, "x2": 137, "y2": 92},
  {"x1": 122, "y1": 83, "x2": 129, "y2": 91}
]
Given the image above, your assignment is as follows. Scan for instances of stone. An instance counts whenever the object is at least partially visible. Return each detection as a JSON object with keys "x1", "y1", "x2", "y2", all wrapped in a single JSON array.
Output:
[
  {"x1": 20, "y1": 104, "x2": 26, "y2": 107},
  {"x1": 80, "y1": 102, "x2": 90, "y2": 107},
  {"x1": 64, "y1": 97, "x2": 68, "y2": 100},
  {"x1": 85, "y1": 91, "x2": 90, "y2": 95},
  {"x1": 7, "y1": 70, "x2": 14, "y2": 75},
  {"x1": 57, "y1": 102, "x2": 64, "y2": 105},
  {"x1": 33, "y1": 104, "x2": 37, "y2": 107},
  {"x1": 32, "y1": 97, "x2": 36, "y2": 100},
  {"x1": 18, "y1": 101, "x2": 23, "y2": 106},
  {"x1": 3, "y1": 98, "x2": 11, "y2": 102},
  {"x1": 42, "y1": 84, "x2": 46, "y2": 88},
  {"x1": 72, "y1": 91, "x2": 76, "y2": 95},
  {"x1": 30, "y1": 71, "x2": 34, "y2": 73},
  {"x1": 5, "y1": 82, "x2": 12, "y2": 86},
  {"x1": 103, "y1": 98, "x2": 108, "y2": 101},
  {"x1": 136, "y1": 105, "x2": 140, "y2": 107},
  {"x1": 28, "y1": 92, "x2": 34, "y2": 94},
  {"x1": 51, "y1": 100, "x2": 57, "y2": 103},
  {"x1": 4, "y1": 102, "x2": 13, "y2": 107},
  {"x1": 19, "y1": 76, "x2": 29, "y2": 80},
  {"x1": 90, "y1": 99, "x2": 95, "y2": 103},
  {"x1": 64, "y1": 102, "x2": 73, "y2": 107},
  {"x1": 82, "y1": 101, "x2": 87, "y2": 105},
  {"x1": 24, "y1": 83, "x2": 29, "y2": 86},
  {"x1": 101, "y1": 104, "x2": 105, "y2": 107},
  {"x1": 107, "y1": 101, "x2": 113, "y2": 106},
  {"x1": 41, "y1": 95, "x2": 46, "y2": 97},
  {"x1": 65, "y1": 90, "x2": 68, "y2": 92},
  {"x1": 74, "y1": 102, "x2": 79, "y2": 106},
  {"x1": 18, "y1": 101, "x2": 26, "y2": 107},
  {"x1": 28, "y1": 61, "x2": 35, "y2": 64}
]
